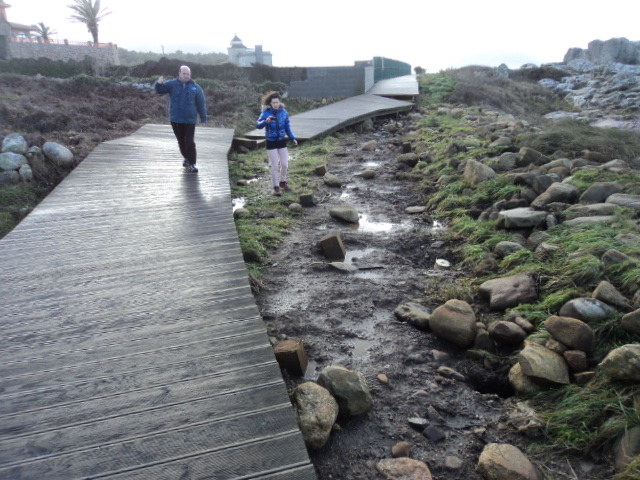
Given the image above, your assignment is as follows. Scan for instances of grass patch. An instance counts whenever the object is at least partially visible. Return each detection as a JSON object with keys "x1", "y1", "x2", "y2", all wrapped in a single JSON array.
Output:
[
  {"x1": 532, "y1": 377, "x2": 640, "y2": 457},
  {"x1": 229, "y1": 136, "x2": 340, "y2": 275},
  {"x1": 518, "y1": 118, "x2": 640, "y2": 160},
  {"x1": 0, "y1": 184, "x2": 41, "y2": 239}
]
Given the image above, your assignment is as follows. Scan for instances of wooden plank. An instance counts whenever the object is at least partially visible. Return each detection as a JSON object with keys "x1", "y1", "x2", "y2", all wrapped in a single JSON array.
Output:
[
  {"x1": 0, "y1": 124, "x2": 315, "y2": 479},
  {"x1": 245, "y1": 93, "x2": 414, "y2": 141}
]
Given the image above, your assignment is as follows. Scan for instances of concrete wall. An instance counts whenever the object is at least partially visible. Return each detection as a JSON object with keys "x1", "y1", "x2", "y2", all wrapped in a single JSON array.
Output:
[
  {"x1": 287, "y1": 64, "x2": 373, "y2": 99},
  {"x1": 7, "y1": 40, "x2": 120, "y2": 67}
]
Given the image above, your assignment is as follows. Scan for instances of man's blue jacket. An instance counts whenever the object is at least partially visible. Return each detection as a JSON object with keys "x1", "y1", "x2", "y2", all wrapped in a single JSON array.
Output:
[{"x1": 154, "y1": 78, "x2": 208, "y2": 124}]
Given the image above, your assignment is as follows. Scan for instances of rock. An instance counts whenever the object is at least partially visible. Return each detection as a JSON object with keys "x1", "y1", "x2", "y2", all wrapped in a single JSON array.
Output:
[
  {"x1": 376, "y1": 458, "x2": 433, "y2": 480},
  {"x1": 563, "y1": 215, "x2": 616, "y2": 226},
  {"x1": 621, "y1": 309, "x2": 640, "y2": 335},
  {"x1": 558, "y1": 298, "x2": 616, "y2": 323},
  {"x1": 361, "y1": 169, "x2": 376, "y2": 179},
  {"x1": 408, "y1": 417, "x2": 429, "y2": 429},
  {"x1": 0, "y1": 170, "x2": 20, "y2": 185},
  {"x1": 599, "y1": 344, "x2": 640, "y2": 382},
  {"x1": 477, "y1": 443, "x2": 542, "y2": 480},
  {"x1": 494, "y1": 241, "x2": 525, "y2": 258},
  {"x1": 563, "y1": 350, "x2": 588, "y2": 373},
  {"x1": 394, "y1": 302, "x2": 432, "y2": 330},
  {"x1": 478, "y1": 274, "x2": 538, "y2": 311},
  {"x1": 509, "y1": 362, "x2": 544, "y2": 395},
  {"x1": 498, "y1": 208, "x2": 547, "y2": 229},
  {"x1": 397, "y1": 152, "x2": 420, "y2": 167},
  {"x1": 464, "y1": 159, "x2": 496, "y2": 186},
  {"x1": 579, "y1": 182, "x2": 624, "y2": 203},
  {"x1": 602, "y1": 249, "x2": 636, "y2": 272},
  {"x1": 614, "y1": 426, "x2": 640, "y2": 473},
  {"x1": 391, "y1": 441, "x2": 412, "y2": 458},
  {"x1": 437, "y1": 366, "x2": 465, "y2": 382},
  {"x1": 288, "y1": 202, "x2": 303, "y2": 213},
  {"x1": 18, "y1": 163, "x2": 32, "y2": 182},
  {"x1": 42, "y1": 142, "x2": 74, "y2": 166},
  {"x1": 323, "y1": 172, "x2": 343, "y2": 187},
  {"x1": 405, "y1": 206, "x2": 427, "y2": 214},
  {"x1": 519, "y1": 342, "x2": 570, "y2": 386},
  {"x1": 525, "y1": 231, "x2": 550, "y2": 250},
  {"x1": 328, "y1": 262, "x2": 358, "y2": 272},
  {"x1": 592, "y1": 280, "x2": 629, "y2": 309},
  {"x1": 317, "y1": 366, "x2": 372, "y2": 416},
  {"x1": 488, "y1": 321, "x2": 527, "y2": 345},
  {"x1": 233, "y1": 207, "x2": 250, "y2": 218},
  {"x1": 0, "y1": 152, "x2": 29, "y2": 171},
  {"x1": 329, "y1": 204, "x2": 359, "y2": 223},
  {"x1": 517, "y1": 147, "x2": 550, "y2": 167},
  {"x1": 606, "y1": 193, "x2": 640, "y2": 212},
  {"x1": 1, "y1": 133, "x2": 28, "y2": 154},
  {"x1": 423, "y1": 425, "x2": 446, "y2": 443},
  {"x1": 486, "y1": 152, "x2": 517, "y2": 172},
  {"x1": 489, "y1": 137, "x2": 512, "y2": 147},
  {"x1": 292, "y1": 382, "x2": 339, "y2": 450},
  {"x1": 544, "y1": 315, "x2": 595, "y2": 353},
  {"x1": 531, "y1": 183, "x2": 579, "y2": 209},
  {"x1": 565, "y1": 203, "x2": 617, "y2": 216},
  {"x1": 444, "y1": 456, "x2": 464, "y2": 471},
  {"x1": 429, "y1": 299, "x2": 477, "y2": 349},
  {"x1": 361, "y1": 140, "x2": 377, "y2": 151},
  {"x1": 616, "y1": 233, "x2": 640, "y2": 245}
]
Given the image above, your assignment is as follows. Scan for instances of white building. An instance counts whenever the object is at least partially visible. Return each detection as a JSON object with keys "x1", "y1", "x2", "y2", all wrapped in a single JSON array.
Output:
[{"x1": 227, "y1": 34, "x2": 272, "y2": 67}]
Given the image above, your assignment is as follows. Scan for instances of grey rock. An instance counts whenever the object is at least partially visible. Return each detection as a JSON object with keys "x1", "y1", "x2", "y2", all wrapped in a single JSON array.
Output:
[
  {"x1": 531, "y1": 182, "x2": 579, "y2": 209},
  {"x1": 464, "y1": 159, "x2": 496, "y2": 186},
  {"x1": 478, "y1": 274, "x2": 538, "y2": 311},
  {"x1": 488, "y1": 320, "x2": 527, "y2": 345},
  {"x1": 429, "y1": 299, "x2": 477, "y2": 349},
  {"x1": 563, "y1": 215, "x2": 617, "y2": 226},
  {"x1": 498, "y1": 208, "x2": 547, "y2": 229},
  {"x1": 329, "y1": 204, "x2": 359, "y2": 223},
  {"x1": 292, "y1": 382, "x2": 339, "y2": 450},
  {"x1": 394, "y1": 302, "x2": 432, "y2": 330},
  {"x1": 317, "y1": 365, "x2": 372, "y2": 416},
  {"x1": 519, "y1": 342, "x2": 570, "y2": 386},
  {"x1": 621, "y1": 309, "x2": 640, "y2": 335},
  {"x1": 0, "y1": 152, "x2": 28, "y2": 171},
  {"x1": 579, "y1": 182, "x2": 624, "y2": 203},
  {"x1": 43, "y1": 142, "x2": 74, "y2": 166},
  {"x1": 606, "y1": 193, "x2": 640, "y2": 212},
  {"x1": 494, "y1": 241, "x2": 525, "y2": 258},
  {"x1": 558, "y1": 297, "x2": 616, "y2": 323},
  {"x1": 1, "y1": 133, "x2": 28, "y2": 154},
  {"x1": 592, "y1": 280, "x2": 629, "y2": 309},
  {"x1": 323, "y1": 172, "x2": 343, "y2": 187}
]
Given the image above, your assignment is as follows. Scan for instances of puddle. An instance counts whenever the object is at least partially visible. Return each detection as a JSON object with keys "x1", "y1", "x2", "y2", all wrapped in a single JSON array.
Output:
[
  {"x1": 232, "y1": 197, "x2": 245, "y2": 212},
  {"x1": 351, "y1": 338, "x2": 372, "y2": 356},
  {"x1": 348, "y1": 214, "x2": 413, "y2": 234},
  {"x1": 363, "y1": 161, "x2": 380, "y2": 168}
]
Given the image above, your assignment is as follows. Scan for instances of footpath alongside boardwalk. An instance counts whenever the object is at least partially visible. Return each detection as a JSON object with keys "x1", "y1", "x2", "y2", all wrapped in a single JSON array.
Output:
[{"x1": 0, "y1": 125, "x2": 315, "y2": 480}]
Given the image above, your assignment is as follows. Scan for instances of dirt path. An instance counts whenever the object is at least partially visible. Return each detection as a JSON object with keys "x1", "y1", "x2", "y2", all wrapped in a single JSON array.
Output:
[{"x1": 251, "y1": 119, "x2": 611, "y2": 479}]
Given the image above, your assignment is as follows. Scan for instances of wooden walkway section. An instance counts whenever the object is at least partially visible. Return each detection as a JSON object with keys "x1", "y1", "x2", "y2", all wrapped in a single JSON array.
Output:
[
  {"x1": 0, "y1": 125, "x2": 316, "y2": 480},
  {"x1": 367, "y1": 74, "x2": 420, "y2": 100},
  {"x1": 244, "y1": 92, "x2": 415, "y2": 142}
]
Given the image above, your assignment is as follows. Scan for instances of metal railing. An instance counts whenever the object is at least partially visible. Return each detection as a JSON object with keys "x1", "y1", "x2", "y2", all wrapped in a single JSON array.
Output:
[{"x1": 11, "y1": 36, "x2": 117, "y2": 49}]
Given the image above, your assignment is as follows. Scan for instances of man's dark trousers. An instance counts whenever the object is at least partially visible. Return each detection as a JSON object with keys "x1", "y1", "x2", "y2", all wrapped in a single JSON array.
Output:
[{"x1": 171, "y1": 122, "x2": 197, "y2": 165}]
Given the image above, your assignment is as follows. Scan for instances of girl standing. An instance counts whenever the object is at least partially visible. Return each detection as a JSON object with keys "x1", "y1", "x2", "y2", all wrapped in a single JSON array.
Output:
[{"x1": 256, "y1": 91, "x2": 298, "y2": 196}]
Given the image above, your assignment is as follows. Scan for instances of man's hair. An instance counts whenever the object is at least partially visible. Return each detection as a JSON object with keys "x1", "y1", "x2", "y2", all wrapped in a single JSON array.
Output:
[{"x1": 261, "y1": 91, "x2": 280, "y2": 106}]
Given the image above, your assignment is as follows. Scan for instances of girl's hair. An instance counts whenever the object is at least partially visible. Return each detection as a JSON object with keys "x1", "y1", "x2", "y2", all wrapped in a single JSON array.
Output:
[{"x1": 261, "y1": 91, "x2": 280, "y2": 106}]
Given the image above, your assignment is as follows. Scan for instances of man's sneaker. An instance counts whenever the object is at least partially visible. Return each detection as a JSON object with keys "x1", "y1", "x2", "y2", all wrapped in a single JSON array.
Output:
[
  {"x1": 182, "y1": 158, "x2": 189, "y2": 168},
  {"x1": 279, "y1": 181, "x2": 291, "y2": 192},
  {"x1": 273, "y1": 186, "x2": 281, "y2": 196},
  {"x1": 188, "y1": 164, "x2": 198, "y2": 173}
]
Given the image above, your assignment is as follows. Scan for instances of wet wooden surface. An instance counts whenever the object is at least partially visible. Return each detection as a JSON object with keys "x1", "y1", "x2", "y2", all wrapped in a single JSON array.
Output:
[
  {"x1": 367, "y1": 74, "x2": 420, "y2": 99},
  {"x1": 0, "y1": 124, "x2": 316, "y2": 480},
  {"x1": 245, "y1": 92, "x2": 415, "y2": 141}
]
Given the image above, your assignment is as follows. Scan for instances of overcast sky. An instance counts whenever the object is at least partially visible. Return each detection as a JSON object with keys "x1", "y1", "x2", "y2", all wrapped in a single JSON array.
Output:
[{"x1": 6, "y1": 0, "x2": 639, "y2": 72}]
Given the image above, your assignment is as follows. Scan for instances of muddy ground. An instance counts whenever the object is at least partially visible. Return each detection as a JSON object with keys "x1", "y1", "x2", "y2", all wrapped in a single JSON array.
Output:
[{"x1": 250, "y1": 118, "x2": 614, "y2": 480}]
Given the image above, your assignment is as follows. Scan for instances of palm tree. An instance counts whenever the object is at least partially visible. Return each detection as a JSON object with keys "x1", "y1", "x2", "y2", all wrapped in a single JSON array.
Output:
[
  {"x1": 67, "y1": 0, "x2": 111, "y2": 44},
  {"x1": 34, "y1": 22, "x2": 57, "y2": 41}
]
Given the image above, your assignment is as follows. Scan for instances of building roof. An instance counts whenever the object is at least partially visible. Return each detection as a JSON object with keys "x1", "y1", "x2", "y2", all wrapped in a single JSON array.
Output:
[{"x1": 230, "y1": 34, "x2": 246, "y2": 49}]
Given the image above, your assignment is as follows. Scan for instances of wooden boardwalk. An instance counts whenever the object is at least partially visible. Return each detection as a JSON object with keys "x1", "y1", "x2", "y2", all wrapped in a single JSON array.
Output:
[
  {"x1": 367, "y1": 74, "x2": 420, "y2": 100},
  {"x1": 0, "y1": 125, "x2": 316, "y2": 480},
  {"x1": 244, "y1": 93, "x2": 415, "y2": 142}
]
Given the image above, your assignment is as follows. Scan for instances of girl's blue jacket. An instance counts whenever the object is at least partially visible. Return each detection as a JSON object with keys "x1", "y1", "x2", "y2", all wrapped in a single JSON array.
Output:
[
  {"x1": 256, "y1": 107, "x2": 296, "y2": 142},
  {"x1": 154, "y1": 78, "x2": 208, "y2": 124}
]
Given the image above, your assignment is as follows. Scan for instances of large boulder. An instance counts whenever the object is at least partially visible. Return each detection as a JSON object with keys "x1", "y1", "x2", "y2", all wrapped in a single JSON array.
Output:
[
  {"x1": 317, "y1": 366, "x2": 372, "y2": 416},
  {"x1": 519, "y1": 342, "x2": 570, "y2": 386},
  {"x1": 42, "y1": 142, "x2": 74, "y2": 166},
  {"x1": 1, "y1": 133, "x2": 28, "y2": 154},
  {"x1": 543, "y1": 315, "x2": 595, "y2": 353},
  {"x1": 599, "y1": 344, "x2": 640, "y2": 382},
  {"x1": 477, "y1": 443, "x2": 543, "y2": 480},
  {"x1": 478, "y1": 274, "x2": 538, "y2": 310},
  {"x1": 606, "y1": 193, "x2": 640, "y2": 212},
  {"x1": 429, "y1": 299, "x2": 477, "y2": 349},
  {"x1": 0, "y1": 152, "x2": 28, "y2": 171},
  {"x1": 292, "y1": 382, "x2": 339, "y2": 450}
]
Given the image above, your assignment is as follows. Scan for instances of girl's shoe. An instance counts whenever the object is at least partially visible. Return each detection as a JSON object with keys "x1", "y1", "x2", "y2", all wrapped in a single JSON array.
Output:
[
  {"x1": 279, "y1": 181, "x2": 291, "y2": 191},
  {"x1": 273, "y1": 186, "x2": 281, "y2": 196}
]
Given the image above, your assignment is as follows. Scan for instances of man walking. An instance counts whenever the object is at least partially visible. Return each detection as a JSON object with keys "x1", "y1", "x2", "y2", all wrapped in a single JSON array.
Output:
[{"x1": 154, "y1": 65, "x2": 208, "y2": 173}]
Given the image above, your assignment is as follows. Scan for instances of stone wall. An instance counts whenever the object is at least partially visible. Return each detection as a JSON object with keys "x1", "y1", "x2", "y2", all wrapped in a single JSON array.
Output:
[
  {"x1": 8, "y1": 40, "x2": 120, "y2": 67},
  {"x1": 564, "y1": 37, "x2": 640, "y2": 66}
]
